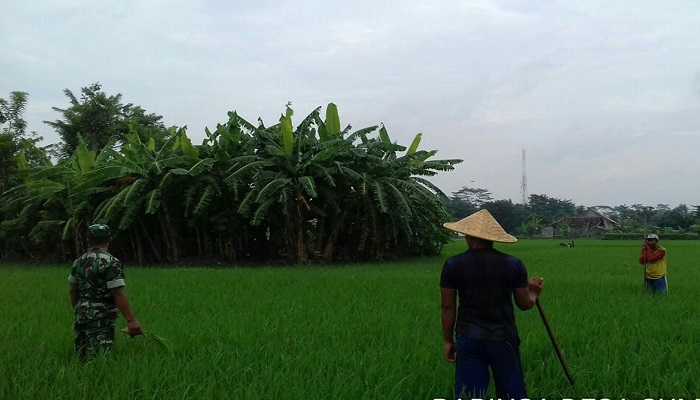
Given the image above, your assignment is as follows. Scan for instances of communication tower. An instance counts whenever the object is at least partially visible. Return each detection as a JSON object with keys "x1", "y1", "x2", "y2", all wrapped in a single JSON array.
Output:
[{"x1": 521, "y1": 149, "x2": 527, "y2": 205}]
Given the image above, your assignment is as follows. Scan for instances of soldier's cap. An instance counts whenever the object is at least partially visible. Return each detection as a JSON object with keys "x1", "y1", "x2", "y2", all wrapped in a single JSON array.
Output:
[{"x1": 88, "y1": 224, "x2": 112, "y2": 240}]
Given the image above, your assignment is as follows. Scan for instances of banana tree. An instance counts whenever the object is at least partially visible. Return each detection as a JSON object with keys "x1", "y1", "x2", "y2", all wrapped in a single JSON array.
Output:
[
  {"x1": 80, "y1": 128, "x2": 199, "y2": 262},
  {"x1": 0, "y1": 140, "x2": 103, "y2": 257},
  {"x1": 327, "y1": 125, "x2": 461, "y2": 260}
]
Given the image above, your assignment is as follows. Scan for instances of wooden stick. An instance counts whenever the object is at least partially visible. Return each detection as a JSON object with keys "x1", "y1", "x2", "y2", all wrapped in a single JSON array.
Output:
[{"x1": 535, "y1": 298, "x2": 575, "y2": 386}]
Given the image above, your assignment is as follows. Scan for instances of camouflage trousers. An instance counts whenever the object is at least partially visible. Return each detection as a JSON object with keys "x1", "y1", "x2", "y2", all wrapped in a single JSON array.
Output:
[{"x1": 73, "y1": 318, "x2": 116, "y2": 361}]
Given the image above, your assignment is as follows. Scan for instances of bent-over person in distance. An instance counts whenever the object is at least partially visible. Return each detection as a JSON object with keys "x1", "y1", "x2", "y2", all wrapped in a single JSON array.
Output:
[
  {"x1": 440, "y1": 209, "x2": 543, "y2": 400},
  {"x1": 68, "y1": 224, "x2": 142, "y2": 361},
  {"x1": 639, "y1": 233, "x2": 668, "y2": 293}
]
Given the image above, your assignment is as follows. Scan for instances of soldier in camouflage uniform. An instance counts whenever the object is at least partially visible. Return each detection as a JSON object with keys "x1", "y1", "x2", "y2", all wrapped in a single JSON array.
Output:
[{"x1": 68, "y1": 224, "x2": 142, "y2": 360}]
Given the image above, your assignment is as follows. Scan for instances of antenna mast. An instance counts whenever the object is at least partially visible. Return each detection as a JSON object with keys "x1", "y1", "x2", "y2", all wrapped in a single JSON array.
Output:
[{"x1": 521, "y1": 149, "x2": 527, "y2": 205}]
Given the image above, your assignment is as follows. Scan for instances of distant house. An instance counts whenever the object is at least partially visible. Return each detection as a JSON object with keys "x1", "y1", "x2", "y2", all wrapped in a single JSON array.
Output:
[{"x1": 541, "y1": 208, "x2": 619, "y2": 238}]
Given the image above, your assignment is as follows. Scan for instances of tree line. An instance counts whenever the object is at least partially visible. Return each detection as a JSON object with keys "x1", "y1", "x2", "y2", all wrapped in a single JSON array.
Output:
[
  {"x1": 1, "y1": 85, "x2": 460, "y2": 264},
  {"x1": 446, "y1": 187, "x2": 700, "y2": 237}
]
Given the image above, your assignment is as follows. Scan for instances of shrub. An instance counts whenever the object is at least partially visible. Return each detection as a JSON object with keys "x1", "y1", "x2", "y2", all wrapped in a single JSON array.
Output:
[{"x1": 602, "y1": 232, "x2": 700, "y2": 240}]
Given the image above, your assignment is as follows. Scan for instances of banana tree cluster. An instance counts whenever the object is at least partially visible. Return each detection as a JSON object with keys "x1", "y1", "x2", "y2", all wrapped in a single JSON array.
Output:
[{"x1": 1, "y1": 104, "x2": 461, "y2": 264}]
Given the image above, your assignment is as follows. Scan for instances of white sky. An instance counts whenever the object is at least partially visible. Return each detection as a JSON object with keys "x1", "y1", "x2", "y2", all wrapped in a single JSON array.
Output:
[{"x1": 2, "y1": 0, "x2": 699, "y2": 208}]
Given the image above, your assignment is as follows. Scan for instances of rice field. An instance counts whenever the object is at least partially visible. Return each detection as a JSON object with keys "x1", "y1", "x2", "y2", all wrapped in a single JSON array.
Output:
[{"x1": 2, "y1": 239, "x2": 700, "y2": 399}]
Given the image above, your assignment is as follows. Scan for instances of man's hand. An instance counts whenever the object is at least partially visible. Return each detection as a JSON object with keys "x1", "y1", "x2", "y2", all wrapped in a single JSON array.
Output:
[
  {"x1": 444, "y1": 341, "x2": 456, "y2": 363},
  {"x1": 528, "y1": 277, "x2": 544, "y2": 295},
  {"x1": 126, "y1": 319, "x2": 143, "y2": 337}
]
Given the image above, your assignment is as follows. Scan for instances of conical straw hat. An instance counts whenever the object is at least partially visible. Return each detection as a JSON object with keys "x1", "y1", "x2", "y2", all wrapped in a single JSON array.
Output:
[{"x1": 443, "y1": 209, "x2": 517, "y2": 243}]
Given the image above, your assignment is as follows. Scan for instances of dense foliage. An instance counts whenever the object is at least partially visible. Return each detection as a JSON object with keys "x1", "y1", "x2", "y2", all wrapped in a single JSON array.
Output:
[
  {"x1": 0, "y1": 86, "x2": 461, "y2": 264},
  {"x1": 446, "y1": 188, "x2": 700, "y2": 237},
  {"x1": 3, "y1": 85, "x2": 698, "y2": 264}
]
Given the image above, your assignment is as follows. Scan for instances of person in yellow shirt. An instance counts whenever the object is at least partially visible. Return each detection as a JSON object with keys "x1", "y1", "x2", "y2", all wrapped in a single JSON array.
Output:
[{"x1": 638, "y1": 234, "x2": 667, "y2": 293}]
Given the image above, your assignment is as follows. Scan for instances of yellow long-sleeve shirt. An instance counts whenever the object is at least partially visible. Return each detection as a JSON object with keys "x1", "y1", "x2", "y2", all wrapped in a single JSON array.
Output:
[{"x1": 639, "y1": 246, "x2": 667, "y2": 279}]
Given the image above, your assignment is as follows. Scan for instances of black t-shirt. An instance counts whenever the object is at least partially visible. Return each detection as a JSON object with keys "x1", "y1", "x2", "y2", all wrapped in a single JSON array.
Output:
[{"x1": 440, "y1": 247, "x2": 528, "y2": 341}]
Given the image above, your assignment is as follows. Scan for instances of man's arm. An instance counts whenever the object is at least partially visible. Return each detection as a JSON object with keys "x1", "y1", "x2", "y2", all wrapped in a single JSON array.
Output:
[
  {"x1": 514, "y1": 277, "x2": 543, "y2": 311},
  {"x1": 440, "y1": 288, "x2": 457, "y2": 363},
  {"x1": 645, "y1": 248, "x2": 666, "y2": 262},
  {"x1": 111, "y1": 287, "x2": 143, "y2": 336},
  {"x1": 639, "y1": 242, "x2": 649, "y2": 264},
  {"x1": 69, "y1": 283, "x2": 79, "y2": 307}
]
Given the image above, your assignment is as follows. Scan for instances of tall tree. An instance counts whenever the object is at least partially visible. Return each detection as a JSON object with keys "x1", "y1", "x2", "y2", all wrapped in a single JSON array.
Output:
[
  {"x1": 0, "y1": 91, "x2": 29, "y2": 193},
  {"x1": 652, "y1": 204, "x2": 694, "y2": 230},
  {"x1": 446, "y1": 187, "x2": 493, "y2": 218},
  {"x1": 528, "y1": 194, "x2": 579, "y2": 223},
  {"x1": 630, "y1": 203, "x2": 655, "y2": 227},
  {"x1": 0, "y1": 133, "x2": 21, "y2": 194},
  {"x1": 0, "y1": 91, "x2": 28, "y2": 137},
  {"x1": 45, "y1": 83, "x2": 166, "y2": 159},
  {"x1": 0, "y1": 91, "x2": 50, "y2": 194}
]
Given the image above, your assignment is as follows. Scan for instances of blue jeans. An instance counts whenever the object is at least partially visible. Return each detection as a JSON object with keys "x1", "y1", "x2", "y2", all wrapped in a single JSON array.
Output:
[
  {"x1": 645, "y1": 276, "x2": 668, "y2": 293},
  {"x1": 454, "y1": 336, "x2": 527, "y2": 400}
]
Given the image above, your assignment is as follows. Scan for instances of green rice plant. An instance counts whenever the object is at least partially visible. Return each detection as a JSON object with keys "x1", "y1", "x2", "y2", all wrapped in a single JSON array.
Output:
[
  {"x1": 120, "y1": 328, "x2": 173, "y2": 354},
  {"x1": 1, "y1": 239, "x2": 699, "y2": 399}
]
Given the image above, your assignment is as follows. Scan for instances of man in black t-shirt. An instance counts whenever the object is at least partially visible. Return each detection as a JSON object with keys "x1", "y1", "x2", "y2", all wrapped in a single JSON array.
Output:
[{"x1": 440, "y1": 209, "x2": 543, "y2": 399}]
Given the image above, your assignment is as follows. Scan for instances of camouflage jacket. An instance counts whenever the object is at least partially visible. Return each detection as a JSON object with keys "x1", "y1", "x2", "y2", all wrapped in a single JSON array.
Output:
[{"x1": 68, "y1": 248, "x2": 125, "y2": 323}]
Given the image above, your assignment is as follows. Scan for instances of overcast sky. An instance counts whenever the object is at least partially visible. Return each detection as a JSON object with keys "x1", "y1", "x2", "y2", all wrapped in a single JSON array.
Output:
[{"x1": 2, "y1": 1, "x2": 699, "y2": 209}]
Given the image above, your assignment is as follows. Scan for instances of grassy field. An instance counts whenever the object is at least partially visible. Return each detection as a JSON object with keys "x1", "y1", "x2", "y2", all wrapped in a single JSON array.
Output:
[{"x1": 2, "y1": 239, "x2": 700, "y2": 399}]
